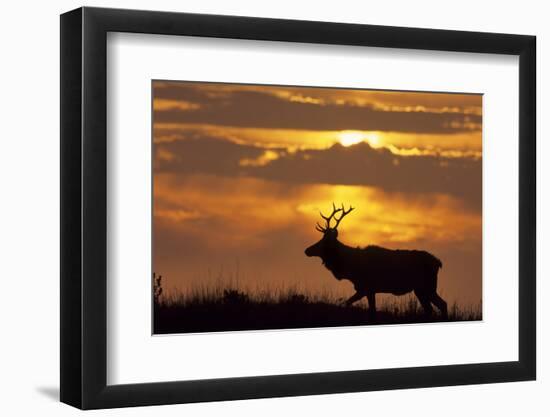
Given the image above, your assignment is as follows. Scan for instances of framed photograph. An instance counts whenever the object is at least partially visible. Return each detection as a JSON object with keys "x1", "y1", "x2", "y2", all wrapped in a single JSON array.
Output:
[{"x1": 60, "y1": 6, "x2": 536, "y2": 409}]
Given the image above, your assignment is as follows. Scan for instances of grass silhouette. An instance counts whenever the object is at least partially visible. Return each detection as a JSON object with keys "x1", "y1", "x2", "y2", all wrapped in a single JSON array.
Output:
[{"x1": 152, "y1": 274, "x2": 481, "y2": 334}]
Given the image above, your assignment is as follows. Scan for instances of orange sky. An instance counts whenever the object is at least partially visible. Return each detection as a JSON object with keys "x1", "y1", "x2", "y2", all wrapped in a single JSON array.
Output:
[{"x1": 153, "y1": 81, "x2": 482, "y2": 307}]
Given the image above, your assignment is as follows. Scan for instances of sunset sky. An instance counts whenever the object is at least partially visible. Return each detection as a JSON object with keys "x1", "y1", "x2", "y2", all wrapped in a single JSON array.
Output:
[{"x1": 152, "y1": 81, "x2": 482, "y2": 307}]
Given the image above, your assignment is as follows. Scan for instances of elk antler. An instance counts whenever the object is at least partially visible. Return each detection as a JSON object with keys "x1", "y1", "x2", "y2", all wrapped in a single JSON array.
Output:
[
  {"x1": 315, "y1": 202, "x2": 355, "y2": 232},
  {"x1": 315, "y1": 202, "x2": 342, "y2": 232},
  {"x1": 333, "y1": 203, "x2": 354, "y2": 230}
]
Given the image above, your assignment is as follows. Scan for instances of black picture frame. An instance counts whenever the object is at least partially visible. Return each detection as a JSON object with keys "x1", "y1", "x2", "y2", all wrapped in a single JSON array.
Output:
[{"x1": 60, "y1": 6, "x2": 536, "y2": 410}]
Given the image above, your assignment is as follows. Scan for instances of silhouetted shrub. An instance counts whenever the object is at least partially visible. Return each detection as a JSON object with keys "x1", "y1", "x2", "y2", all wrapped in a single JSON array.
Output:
[
  {"x1": 286, "y1": 294, "x2": 309, "y2": 304},
  {"x1": 153, "y1": 272, "x2": 163, "y2": 305},
  {"x1": 222, "y1": 289, "x2": 249, "y2": 304}
]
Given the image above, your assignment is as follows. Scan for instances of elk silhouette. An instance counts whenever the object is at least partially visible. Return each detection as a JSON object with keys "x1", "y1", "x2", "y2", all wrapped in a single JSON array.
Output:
[{"x1": 305, "y1": 203, "x2": 448, "y2": 319}]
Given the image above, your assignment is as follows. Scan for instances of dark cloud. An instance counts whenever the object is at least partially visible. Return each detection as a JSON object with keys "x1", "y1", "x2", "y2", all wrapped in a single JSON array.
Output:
[
  {"x1": 153, "y1": 83, "x2": 481, "y2": 134},
  {"x1": 155, "y1": 136, "x2": 481, "y2": 211},
  {"x1": 257, "y1": 143, "x2": 481, "y2": 210},
  {"x1": 155, "y1": 132, "x2": 283, "y2": 175}
]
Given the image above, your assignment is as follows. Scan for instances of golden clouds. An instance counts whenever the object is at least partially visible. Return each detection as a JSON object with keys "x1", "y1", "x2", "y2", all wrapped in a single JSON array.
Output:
[
  {"x1": 153, "y1": 98, "x2": 200, "y2": 111},
  {"x1": 154, "y1": 174, "x2": 300, "y2": 249},
  {"x1": 153, "y1": 81, "x2": 482, "y2": 134},
  {"x1": 238, "y1": 150, "x2": 280, "y2": 167},
  {"x1": 155, "y1": 174, "x2": 480, "y2": 250},
  {"x1": 154, "y1": 123, "x2": 481, "y2": 158},
  {"x1": 158, "y1": 82, "x2": 482, "y2": 115},
  {"x1": 295, "y1": 184, "x2": 480, "y2": 246}
]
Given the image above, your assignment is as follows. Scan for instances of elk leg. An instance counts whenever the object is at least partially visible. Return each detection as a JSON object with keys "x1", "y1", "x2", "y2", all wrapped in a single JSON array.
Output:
[
  {"x1": 345, "y1": 292, "x2": 364, "y2": 307},
  {"x1": 366, "y1": 292, "x2": 376, "y2": 319},
  {"x1": 415, "y1": 291, "x2": 433, "y2": 317},
  {"x1": 431, "y1": 292, "x2": 448, "y2": 318}
]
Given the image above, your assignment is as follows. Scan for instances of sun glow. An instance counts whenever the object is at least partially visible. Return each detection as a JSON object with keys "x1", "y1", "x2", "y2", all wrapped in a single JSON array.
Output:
[
  {"x1": 365, "y1": 132, "x2": 382, "y2": 148},
  {"x1": 338, "y1": 130, "x2": 383, "y2": 148},
  {"x1": 338, "y1": 131, "x2": 365, "y2": 147}
]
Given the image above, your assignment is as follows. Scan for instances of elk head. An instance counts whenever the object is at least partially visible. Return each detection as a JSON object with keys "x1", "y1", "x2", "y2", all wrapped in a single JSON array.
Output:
[{"x1": 305, "y1": 203, "x2": 354, "y2": 259}]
